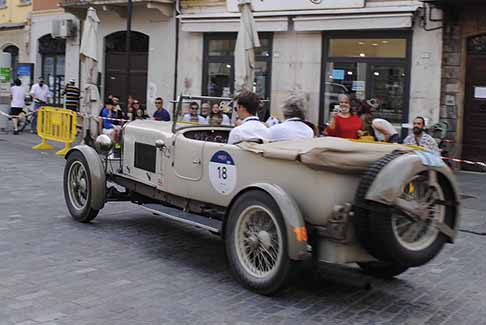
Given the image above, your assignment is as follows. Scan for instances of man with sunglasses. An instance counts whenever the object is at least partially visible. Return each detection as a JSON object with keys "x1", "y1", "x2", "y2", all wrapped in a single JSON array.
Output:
[
  {"x1": 228, "y1": 91, "x2": 270, "y2": 145},
  {"x1": 153, "y1": 97, "x2": 170, "y2": 121}
]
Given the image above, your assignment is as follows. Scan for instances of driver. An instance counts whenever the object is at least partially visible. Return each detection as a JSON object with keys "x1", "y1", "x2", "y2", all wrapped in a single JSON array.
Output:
[{"x1": 228, "y1": 91, "x2": 270, "y2": 145}]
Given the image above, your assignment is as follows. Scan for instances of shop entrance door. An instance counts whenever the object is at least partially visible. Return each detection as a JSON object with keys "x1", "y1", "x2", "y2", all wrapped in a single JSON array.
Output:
[
  {"x1": 463, "y1": 54, "x2": 486, "y2": 167},
  {"x1": 104, "y1": 31, "x2": 149, "y2": 107}
]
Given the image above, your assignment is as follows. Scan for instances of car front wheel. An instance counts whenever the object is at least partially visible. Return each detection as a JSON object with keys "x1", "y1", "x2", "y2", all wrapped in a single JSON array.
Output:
[
  {"x1": 63, "y1": 151, "x2": 99, "y2": 223},
  {"x1": 225, "y1": 190, "x2": 293, "y2": 295}
]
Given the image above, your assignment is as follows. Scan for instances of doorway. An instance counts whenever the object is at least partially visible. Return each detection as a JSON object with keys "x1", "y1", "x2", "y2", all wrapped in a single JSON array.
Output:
[
  {"x1": 104, "y1": 31, "x2": 149, "y2": 108},
  {"x1": 39, "y1": 35, "x2": 66, "y2": 106},
  {"x1": 463, "y1": 34, "x2": 486, "y2": 168}
]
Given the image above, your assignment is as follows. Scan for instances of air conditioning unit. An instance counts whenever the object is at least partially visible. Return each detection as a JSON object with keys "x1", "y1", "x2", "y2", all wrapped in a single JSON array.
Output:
[{"x1": 52, "y1": 19, "x2": 76, "y2": 38}]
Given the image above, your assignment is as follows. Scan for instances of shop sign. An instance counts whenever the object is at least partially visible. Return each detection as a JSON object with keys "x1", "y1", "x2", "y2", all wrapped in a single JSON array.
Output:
[
  {"x1": 227, "y1": 0, "x2": 365, "y2": 12},
  {"x1": 0, "y1": 67, "x2": 10, "y2": 83}
]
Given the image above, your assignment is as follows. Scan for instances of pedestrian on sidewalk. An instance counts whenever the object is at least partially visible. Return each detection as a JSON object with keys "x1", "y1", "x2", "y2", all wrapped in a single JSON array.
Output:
[
  {"x1": 63, "y1": 79, "x2": 80, "y2": 112},
  {"x1": 10, "y1": 79, "x2": 25, "y2": 135},
  {"x1": 403, "y1": 116, "x2": 440, "y2": 155},
  {"x1": 30, "y1": 77, "x2": 49, "y2": 134}
]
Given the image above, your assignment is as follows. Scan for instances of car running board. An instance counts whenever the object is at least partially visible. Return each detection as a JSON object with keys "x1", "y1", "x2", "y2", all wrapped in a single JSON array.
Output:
[{"x1": 140, "y1": 202, "x2": 223, "y2": 234}]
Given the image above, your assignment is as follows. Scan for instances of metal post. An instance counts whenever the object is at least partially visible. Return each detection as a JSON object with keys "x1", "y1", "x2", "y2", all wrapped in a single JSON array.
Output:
[{"x1": 125, "y1": 0, "x2": 133, "y2": 114}]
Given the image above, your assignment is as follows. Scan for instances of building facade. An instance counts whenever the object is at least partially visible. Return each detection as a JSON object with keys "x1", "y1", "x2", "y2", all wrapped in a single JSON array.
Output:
[
  {"x1": 0, "y1": 0, "x2": 32, "y2": 79},
  {"x1": 423, "y1": 0, "x2": 486, "y2": 166},
  {"x1": 30, "y1": 0, "x2": 79, "y2": 106},
  {"x1": 61, "y1": 0, "x2": 176, "y2": 115},
  {"x1": 177, "y1": 0, "x2": 443, "y2": 132},
  {"x1": 58, "y1": 0, "x2": 444, "y2": 129}
]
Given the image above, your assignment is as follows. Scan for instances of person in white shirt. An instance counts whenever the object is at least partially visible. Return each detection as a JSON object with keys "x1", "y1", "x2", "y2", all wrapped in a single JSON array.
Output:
[
  {"x1": 371, "y1": 118, "x2": 400, "y2": 143},
  {"x1": 182, "y1": 101, "x2": 207, "y2": 124},
  {"x1": 10, "y1": 79, "x2": 25, "y2": 135},
  {"x1": 269, "y1": 93, "x2": 314, "y2": 142},
  {"x1": 30, "y1": 77, "x2": 50, "y2": 134},
  {"x1": 228, "y1": 91, "x2": 270, "y2": 145}
]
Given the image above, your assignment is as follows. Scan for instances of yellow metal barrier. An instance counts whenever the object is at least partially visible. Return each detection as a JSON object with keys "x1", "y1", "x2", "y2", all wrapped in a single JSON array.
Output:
[{"x1": 32, "y1": 107, "x2": 77, "y2": 156}]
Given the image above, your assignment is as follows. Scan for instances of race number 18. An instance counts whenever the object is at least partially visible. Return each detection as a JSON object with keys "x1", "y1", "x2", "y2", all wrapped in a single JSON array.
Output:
[
  {"x1": 209, "y1": 151, "x2": 237, "y2": 195},
  {"x1": 217, "y1": 166, "x2": 228, "y2": 180}
]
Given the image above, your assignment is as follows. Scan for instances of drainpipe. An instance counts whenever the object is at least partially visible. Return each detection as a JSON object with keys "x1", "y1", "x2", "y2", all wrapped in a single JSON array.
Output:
[
  {"x1": 173, "y1": 0, "x2": 181, "y2": 101},
  {"x1": 125, "y1": 0, "x2": 133, "y2": 112}
]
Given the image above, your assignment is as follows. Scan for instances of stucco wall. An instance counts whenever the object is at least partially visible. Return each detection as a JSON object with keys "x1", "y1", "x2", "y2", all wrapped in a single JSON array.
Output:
[
  {"x1": 409, "y1": 21, "x2": 443, "y2": 127},
  {"x1": 33, "y1": 0, "x2": 59, "y2": 12},
  {"x1": 96, "y1": 7, "x2": 176, "y2": 115},
  {"x1": 0, "y1": 0, "x2": 31, "y2": 25},
  {"x1": 271, "y1": 31, "x2": 321, "y2": 122},
  {"x1": 0, "y1": 27, "x2": 29, "y2": 62},
  {"x1": 30, "y1": 11, "x2": 79, "y2": 84},
  {"x1": 176, "y1": 30, "x2": 203, "y2": 98}
]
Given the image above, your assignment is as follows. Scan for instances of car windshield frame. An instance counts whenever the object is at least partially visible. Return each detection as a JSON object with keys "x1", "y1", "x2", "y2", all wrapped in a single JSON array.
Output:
[{"x1": 171, "y1": 95, "x2": 236, "y2": 133}]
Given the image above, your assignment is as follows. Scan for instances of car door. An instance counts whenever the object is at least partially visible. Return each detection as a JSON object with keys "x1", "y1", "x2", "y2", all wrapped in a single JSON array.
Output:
[{"x1": 172, "y1": 132, "x2": 204, "y2": 181}]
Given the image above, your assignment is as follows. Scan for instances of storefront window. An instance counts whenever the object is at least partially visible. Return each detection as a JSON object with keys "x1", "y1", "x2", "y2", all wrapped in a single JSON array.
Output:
[
  {"x1": 329, "y1": 39, "x2": 407, "y2": 58},
  {"x1": 322, "y1": 34, "x2": 410, "y2": 127},
  {"x1": 203, "y1": 33, "x2": 273, "y2": 104}
]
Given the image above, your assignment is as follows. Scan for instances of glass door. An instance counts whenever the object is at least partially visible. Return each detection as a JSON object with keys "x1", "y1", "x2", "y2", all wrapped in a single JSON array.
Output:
[
  {"x1": 369, "y1": 64, "x2": 406, "y2": 125},
  {"x1": 321, "y1": 34, "x2": 411, "y2": 129}
]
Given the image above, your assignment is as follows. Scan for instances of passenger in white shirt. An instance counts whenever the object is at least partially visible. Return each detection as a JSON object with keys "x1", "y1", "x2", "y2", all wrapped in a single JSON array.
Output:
[
  {"x1": 9, "y1": 79, "x2": 25, "y2": 134},
  {"x1": 270, "y1": 93, "x2": 314, "y2": 142},
  {"x1": 228, "y1": 91, "x2": 270, "y2": 145},
  {"x1": 182, "y1": 101, "x2": 207, "y2": 124},
  {"x1": 371, "y1": 118, "x2": 400, "y2": 143}
]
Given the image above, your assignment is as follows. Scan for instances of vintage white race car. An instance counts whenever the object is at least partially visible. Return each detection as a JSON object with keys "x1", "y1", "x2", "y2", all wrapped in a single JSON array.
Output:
[{"x1": 63, "y1": 98, "x2": 460, "y2": 295}]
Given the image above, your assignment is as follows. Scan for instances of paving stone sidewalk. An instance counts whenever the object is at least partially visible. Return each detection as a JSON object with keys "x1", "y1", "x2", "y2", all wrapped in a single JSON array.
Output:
[{"x1": 0, "y1": 133, "x2": 485, "y2": 325}]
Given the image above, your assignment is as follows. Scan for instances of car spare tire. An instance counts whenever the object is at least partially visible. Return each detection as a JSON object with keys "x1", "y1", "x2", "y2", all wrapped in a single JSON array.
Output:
[{"x1": 353, "y1": 152, "x2": 455, "y2": 268}]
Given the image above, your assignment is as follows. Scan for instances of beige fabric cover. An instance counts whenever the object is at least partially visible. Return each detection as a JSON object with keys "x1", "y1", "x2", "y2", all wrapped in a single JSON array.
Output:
[{"x1": 237, "y1": 137, "x2": 415, "y2": 174}]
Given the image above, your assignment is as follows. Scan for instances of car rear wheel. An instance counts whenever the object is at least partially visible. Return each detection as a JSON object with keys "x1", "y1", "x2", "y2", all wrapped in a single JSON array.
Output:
[
  {"x1": 354, "y1": 153, "x2": 455, "y2": 268},
  {"x1": 225, "y1": 190, "x2": 293, "y2": 295},
  {"x1": 64, "y1": 151, "x2": 99, "y2": 223}
]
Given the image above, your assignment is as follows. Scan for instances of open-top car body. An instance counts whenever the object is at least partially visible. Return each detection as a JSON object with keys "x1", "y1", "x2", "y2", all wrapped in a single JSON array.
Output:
[{"x1": 63, "y1": 96, "x2": 461, "y2": 295}]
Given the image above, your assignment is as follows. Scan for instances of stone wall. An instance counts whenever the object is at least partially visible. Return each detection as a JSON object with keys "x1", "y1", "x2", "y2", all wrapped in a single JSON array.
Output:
[{"x1": 440, "y1": 6, "x2": 486, "y2": 158}]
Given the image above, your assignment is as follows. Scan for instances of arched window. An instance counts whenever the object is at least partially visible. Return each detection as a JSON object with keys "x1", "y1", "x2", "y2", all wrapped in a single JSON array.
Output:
[
  {"x1": 3, "y1": 45, "x2": 19, "y2": 80},
  {"x1": 39, "y1": 35, "x2": 66, "y2": 106},
  {"x1": 104, "y1": 31, "x2": 149, "y2": 107}
]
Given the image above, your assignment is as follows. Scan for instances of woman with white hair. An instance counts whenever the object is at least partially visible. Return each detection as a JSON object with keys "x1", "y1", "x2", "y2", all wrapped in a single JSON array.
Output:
[{"x1": 269, "y1": 93, "x2": 314, "y2": 142}]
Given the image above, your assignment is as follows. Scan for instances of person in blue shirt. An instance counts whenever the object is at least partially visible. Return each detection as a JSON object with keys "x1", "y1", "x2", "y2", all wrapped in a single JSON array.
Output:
[
  {"x1": 153, "y1": 97, "x2": 171, "y2": 121},
  {"x1": 101, "y1": 99, "x2": 117, "y2": 134}
]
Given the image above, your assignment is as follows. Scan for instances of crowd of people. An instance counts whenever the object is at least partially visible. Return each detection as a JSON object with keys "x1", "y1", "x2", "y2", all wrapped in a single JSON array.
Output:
[
  {"x1": 226, "y1": 91, "x2": 440, "y2": 155},
  {"x1": 6, "y1": 76, "x2": 441, "y2": 155}
]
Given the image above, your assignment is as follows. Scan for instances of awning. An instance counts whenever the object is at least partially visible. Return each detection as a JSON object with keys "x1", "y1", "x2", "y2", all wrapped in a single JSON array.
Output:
[
  {"x1": 181, "y1": 17, "x2": 288, "y2": 33},
  {"x1": 179, "y1": 2, "x2": 420, "y2": 33},
  {"x1": 293, "y1": 13, "x2": 414, "y2": 31}
]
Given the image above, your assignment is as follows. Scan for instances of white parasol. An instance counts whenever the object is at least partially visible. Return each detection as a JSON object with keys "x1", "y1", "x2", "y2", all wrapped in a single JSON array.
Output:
[
  {"x1": 234, "y1": 0, "x2": 260, "y2": 95},
  {"x1": 79, "y1": 7, "x2": 101, "y2": 144}
]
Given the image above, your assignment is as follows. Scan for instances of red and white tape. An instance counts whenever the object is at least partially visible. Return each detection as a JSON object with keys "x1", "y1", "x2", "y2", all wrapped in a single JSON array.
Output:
[
  {"x1": 77, "y1": 112, "x2": 130, "y2": 123},
  {"x1": 442, "y1": 157, "x2": 486, "y2": 169}
]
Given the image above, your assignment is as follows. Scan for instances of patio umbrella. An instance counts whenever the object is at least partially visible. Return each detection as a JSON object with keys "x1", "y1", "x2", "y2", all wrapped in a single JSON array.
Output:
[
  {"x1": 79, "y1": 7, "x2": 101, "y2": 145},
  {"x1": 234, "y1": 0, "x2": 260, "y2": 95}
]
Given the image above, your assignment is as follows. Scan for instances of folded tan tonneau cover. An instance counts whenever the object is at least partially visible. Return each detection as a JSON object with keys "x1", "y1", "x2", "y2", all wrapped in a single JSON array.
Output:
[{"x1": 238, "y1": 137, "x2": 415, "y2": 174}]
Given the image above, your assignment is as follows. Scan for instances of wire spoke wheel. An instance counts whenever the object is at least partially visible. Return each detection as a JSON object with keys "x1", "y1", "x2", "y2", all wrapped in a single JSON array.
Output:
[
  {"x1": 235, "y1": 205, "x2": 283, "y2": 279},
  {"x1": 392, "y1": 172, "x2": 445, "y2": 252},
  {"x1": 67, "y1": 161, "x2": 89, "y2": 211}
]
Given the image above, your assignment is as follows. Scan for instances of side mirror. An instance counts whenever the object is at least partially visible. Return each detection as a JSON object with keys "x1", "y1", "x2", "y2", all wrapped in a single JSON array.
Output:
[{"x1": 155, "y1": 139, "x2": 166, "y2": 149}]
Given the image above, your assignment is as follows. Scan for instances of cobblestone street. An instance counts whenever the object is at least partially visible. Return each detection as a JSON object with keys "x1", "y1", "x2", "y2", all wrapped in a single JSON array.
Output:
[{"x1": 1, "y1": 133, "x2": 486, "y2": 325}]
